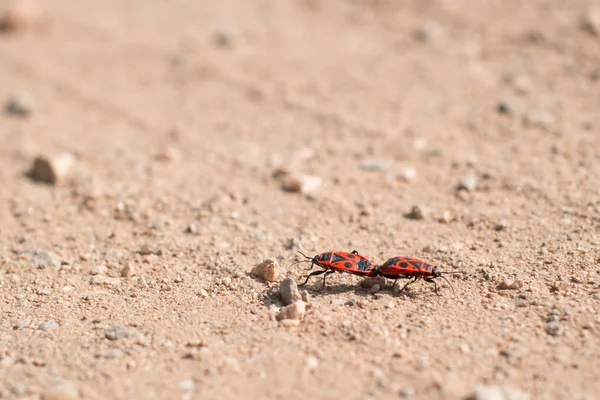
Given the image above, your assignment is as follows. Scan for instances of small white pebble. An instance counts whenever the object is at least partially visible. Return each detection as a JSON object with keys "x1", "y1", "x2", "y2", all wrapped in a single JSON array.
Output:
[
  {"x1": 90, "y1": 265, "x2": 107, "y2": 276},
  {"x1": 398, "y1": 167, "x2": 417, "y2": 182},
  {"x1": 360, "y1": 158, "x2": 388, "y2": 171},
  {"x1": 179, "y1": 379, "x2": 195, "y2": 392},
  {"x1": 306, "y1": 355, "x2": 319, "y2": 371},
  {"x1": 121, "y1": 263, "x2": 135, "y2": 278},
  {"x1": 39, "y1": 320, "x2": 59, "y2": 331},
  {"x1": 369, "y1": 284, "x2": 381, "y2": 294},
  {"x1": 30, "y1": 153, "x2": 76, "y2": 185},
  {"x1": 457, "y1": 172, "x2": 478, "y2": 191},
  {"x1": 279, "y1": 319, "x2": 300, "y2": 328},
  {"x1": 279, "y1": 173, "x2": 323, "y2": 194},
  {"x1": 43, "y1": 381, "x2": 79, "y2": 400}
]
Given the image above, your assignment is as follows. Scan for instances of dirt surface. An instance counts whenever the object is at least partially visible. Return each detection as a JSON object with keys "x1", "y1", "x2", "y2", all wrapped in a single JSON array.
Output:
[{"x1": 1, "y1": 1, "x2": 600, "y2": 399}]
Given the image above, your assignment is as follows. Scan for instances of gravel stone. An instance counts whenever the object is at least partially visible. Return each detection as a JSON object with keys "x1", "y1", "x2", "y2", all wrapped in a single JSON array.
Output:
[
  {"x1": 37, "y1": 288, "x2": 52, "y2": 295},
  {"x1": 414, "y1": 22, "x2": 442, "y2": 43},
  {"x1": 39, "y1": 320, "x2": 59, "y2": 331},
  {"x1": 97, "y1": 348, "x2": 124, "y2": 359},
  {"x1": 250, "y1": 258, "x2": 282, "y2": 282},
  {"x1": 405, "y1": 205, "x2": 426, "y2": 220},
  {"x1": 360, "y1": 276, "x2": 386, "y2": 289},
  {"x1": 300, "y1": 290, "x2": 310, "y2": 303},
  {"x1": 286, "y1": 236, "x2": 302, "y2": 250},
  {"x1": 138, "y1": 244, "x2": 163, "y2": 256},
  {"x1": 457, "y1": 171, "x2": 478, "y2": 191},
  {"x1": 0, "y1": 3, "x2": 40, "y2": 32},
  {"x1": 30, "y1": 153, "x2": 76, "y2": 184},
  {"x1": 105, "y1": 248, "x2": 125, "y2": 259},
  {"x1": 523, "y1": 110, "x2": 554, "y2": 130},
  {"x1": 89, "y1": 275, "x2": 121, "y2": 286},
  {"x1": 473, "y1": 384, "x2": 530, "y2": 400},
  {"x1": 14, "y1": 319, "x2": 32, "y2": 329},
  {"x1": 360, "y1": 158, "x2": 388, "y2": 171},
  {"x1": 398, "y1": 167, "x2": 417, "y2": 182},
  {"x1": 369, "y1": 284, "x2": 381, "y2": 294},
  {"x1": 497, "y1": 279, "x2": 523, "y2": 290},
  {"x1": 438, "y1": 210, "x2": 453, "y2": 224},
  {"x1": 279, "y1": 319, "x2": 300, "y2": 328},
  {"x1": 330, "y1": 299, "x2": 345, "y2": 307},
  {"x1": 43, "y1": 381, "x2": 79, "y2": 400},
  {"x1": 544, "y1": 321, "x2": 560, "y2": 336},
  {"x1": 155, "y1": 146, "x2": 180, "y2": 162},
  {"x1": 185, "y1": 223, "x2": 198, "y2": 234},
  {"x1": 90, "y1": 265, "x2": 107, "y2": 275},
  {"x1": 280, "y1": 276, "x2": 302, "y2": 306},
  {"x1": 213, "y1": 29, "x2": 232, "y2": 47},
  {"x1": 280, "y1": 173, "x2": 323, "y2": 194},
  {"x1": 551, "y1": 281, "x2": 569, "y2": 292},
  {"x1": 5, "y1": 92, "x2": 35, "y2": 116},
  {"x1": 104, "y1": 323, "x2": 129, "y2": 340},
  {"x1": 305, "y1": 355, "x2": 319, "y2": 371},
  {"x1": 510, "y1": 74, "x2": 532, "y2": 95},
  {"x1": 494, "y1": 222, "x2": 508, "y2": 231},
  {"x1": 496, "y1": 100, "x2": 512, "y2": 114},
  {"x1": 179, "y1": 379, "x2": 195, "y2": 391},
  {"x1": 19, "y1": 249, "x2": 61, "y2": 268},
  {"x1": 276, "y1": 300, "x2": 306, "y2": 321},
  {"x1": 398, "y1": 387, "x2": 415, "y2": 398},
  {"x1": 186, "y1": 339, "x2": 207, "y2": 348},
  {"x1": 581, "y1": 7, "x2": 600, "y2": 36},
  {"x1": 121, "y1": 263, "x2": 135, "y2": 277}
]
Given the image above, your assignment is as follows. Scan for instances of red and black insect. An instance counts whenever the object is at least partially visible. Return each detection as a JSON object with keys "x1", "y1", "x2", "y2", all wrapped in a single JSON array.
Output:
[
  {"x1": 375, "y1": 256, "x2": 460, "y2": 295},
  {"x1": 295, "y1": 250, "x2": 376, "y2": 290}
]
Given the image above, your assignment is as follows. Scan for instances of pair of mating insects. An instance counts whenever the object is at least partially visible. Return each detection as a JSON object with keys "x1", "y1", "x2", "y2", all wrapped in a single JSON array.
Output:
[{"x1": 295, "y1": 250, "x2": 462, "y2": 295}]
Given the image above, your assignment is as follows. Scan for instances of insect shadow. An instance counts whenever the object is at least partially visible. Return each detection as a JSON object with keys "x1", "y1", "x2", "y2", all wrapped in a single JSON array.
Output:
[{"x1": 257, "y1": 277, "x2": 372, "y2": 309}]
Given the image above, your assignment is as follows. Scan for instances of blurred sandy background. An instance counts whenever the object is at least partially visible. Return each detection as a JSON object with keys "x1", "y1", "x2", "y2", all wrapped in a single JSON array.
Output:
[{"x1": 1, "y1": 1, "x2": 599, "y2": 399}]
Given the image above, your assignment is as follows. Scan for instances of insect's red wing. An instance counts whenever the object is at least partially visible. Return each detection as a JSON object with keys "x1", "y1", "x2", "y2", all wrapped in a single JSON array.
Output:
[
  {"x1": 326, "y1": 251, "x2": 375, "y2": 275},
  {"x1": 379, "y1": 256, "x2": 421, "y2": 276},
  {"x1": 406, "y1": 257, "x2": 434, "y2": 274}
]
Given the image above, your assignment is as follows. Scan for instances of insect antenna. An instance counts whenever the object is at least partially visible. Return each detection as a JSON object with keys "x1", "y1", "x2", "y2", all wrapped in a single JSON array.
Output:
[
  {"x1": 289, "y1": 251, "x2": 314, "y2": 269},
  {"x1": 297, "y1": 251, "x2": 312, "y2": 260}
]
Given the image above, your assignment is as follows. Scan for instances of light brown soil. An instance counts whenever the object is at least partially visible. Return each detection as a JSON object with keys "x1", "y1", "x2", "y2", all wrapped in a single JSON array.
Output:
[{"x1": 1, "y1": 1, "x2": 599, "y2": 399}]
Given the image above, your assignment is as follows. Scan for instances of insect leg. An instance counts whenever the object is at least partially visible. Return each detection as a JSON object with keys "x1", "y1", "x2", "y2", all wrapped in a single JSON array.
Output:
[
  {"x1": 305, "y1": 261, "x2": 317, "y2": 272},
  {"x1": 318, "y1": 270, "x2": 336, "y2": 291},
  {"x1": 299, "y1": 269, "x2": 327, "y2": 287},
  {"x1": 424, "y1": 278, "x2": 440, "y2": 296},
  {"x1": 399, "y1": 277, "x2": 419, "y2": 292}
]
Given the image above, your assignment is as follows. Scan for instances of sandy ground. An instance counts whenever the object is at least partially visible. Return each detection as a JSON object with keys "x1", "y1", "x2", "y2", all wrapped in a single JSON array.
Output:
[{"x1": 1, "y1": 1, "x2": 599, "y2": 399}]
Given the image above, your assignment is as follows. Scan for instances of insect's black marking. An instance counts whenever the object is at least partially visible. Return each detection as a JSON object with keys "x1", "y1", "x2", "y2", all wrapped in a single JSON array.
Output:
[
  {"x1": 381, "y1": 257, "x2": 399, "y2": 268},
  {"x1": 399, "y1": 262, "x2": 409, "y2": 268},
  {"x1": 344, "y1": 262, "x2": 353, "y2": 269},
  {"x1": 411, "y1": 261, "x2": 422, "y2": 269},
  {"x1": 357, "y1": 258, "x2": 372, "y2": 271},
  {"x1": 321, "y1": 252, "x2": 331, "y2": 262},
  {"x1": 331, "y1": 253, "x2": 346, "y2": 263}
]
